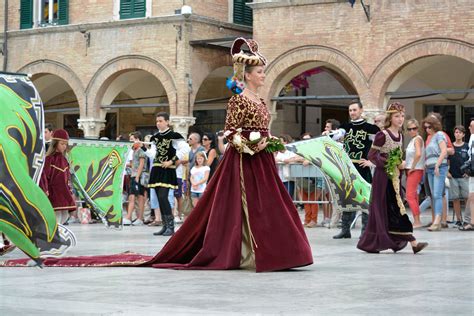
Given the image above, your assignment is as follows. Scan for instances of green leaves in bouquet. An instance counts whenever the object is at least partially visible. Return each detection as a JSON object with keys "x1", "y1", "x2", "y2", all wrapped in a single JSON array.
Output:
[
  {"x1": 384, "y1": 147, "x2": 403, "y2": 178},
  {"x1": 265, "y1": 137, "x2": 285, "y2": 153}
]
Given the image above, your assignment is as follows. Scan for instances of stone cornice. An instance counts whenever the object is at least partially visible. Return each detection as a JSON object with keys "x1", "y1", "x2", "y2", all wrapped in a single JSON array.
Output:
[
  {"x1": 6, "y1": 15, "x2": 251, "y2": 38},
  {"x1": 248, "y1": 0, "x2": 346, "y2": 10}
]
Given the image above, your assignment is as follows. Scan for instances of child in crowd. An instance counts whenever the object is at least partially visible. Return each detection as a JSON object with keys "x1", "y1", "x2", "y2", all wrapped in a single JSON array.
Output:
[
  {"x1": 190, "y1": 151, "x2": 210, "y2": 206},
  {"x1": 40, "y1": 129, "x2": 76, "y2": 224},
  {"x1": 123, "y1": 131, "x2": 147, "y2": 226}
]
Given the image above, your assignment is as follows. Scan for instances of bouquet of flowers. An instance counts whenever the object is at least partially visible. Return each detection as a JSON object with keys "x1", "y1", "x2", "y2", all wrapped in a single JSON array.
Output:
[
  {"x1": 248, "y1": 132, "x2": 285, "y2": 153},
  {"x1": 384, "y1": 147, "x2": 403, "y2": 178}
]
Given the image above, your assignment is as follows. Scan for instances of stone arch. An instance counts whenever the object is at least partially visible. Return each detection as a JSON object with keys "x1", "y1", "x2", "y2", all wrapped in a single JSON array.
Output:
[
  {"x1": 370, "y1": 38, "x2": 474, "y2": 109},
  {"x1": 86, "y1": 55, "x2": 177, "y2": 116},
  {"x1": 18, "y1": 59, "x2": 86, "y2": 116},
  {"x1": 261, "y1": 45, "x2": 370, "y2": 112},
  {"x1": 191, "y1": 51, "x2": 231, "y2": 108}
]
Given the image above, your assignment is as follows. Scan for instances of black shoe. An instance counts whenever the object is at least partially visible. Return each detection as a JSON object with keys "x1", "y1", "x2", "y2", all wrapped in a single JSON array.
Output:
[
  {"x1": 333, "y1": 230, "x2": 351, "y2": 239},
  {"x1": 153, "y1": 225, "x2": 167, "y2": 236}
]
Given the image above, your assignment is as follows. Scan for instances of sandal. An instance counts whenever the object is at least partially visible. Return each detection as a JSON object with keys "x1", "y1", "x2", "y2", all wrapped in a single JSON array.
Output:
[{"x1": 458, "y1": 224, "x2": 474, "y2": 231}]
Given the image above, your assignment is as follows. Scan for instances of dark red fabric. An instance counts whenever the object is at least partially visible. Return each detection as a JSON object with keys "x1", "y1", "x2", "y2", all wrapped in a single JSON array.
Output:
[
  {"x1": 40, "y1": 152, "x2": 76, "y2": 212},
  {"x1": 4, "y1": 147, "x2": 313, "y2": 272}
]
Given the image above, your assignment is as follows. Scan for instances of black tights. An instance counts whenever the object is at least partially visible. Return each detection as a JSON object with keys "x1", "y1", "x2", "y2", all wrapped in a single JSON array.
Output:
[{"x1": 155, "y1": 187, "x2": 171, "y2": 217}]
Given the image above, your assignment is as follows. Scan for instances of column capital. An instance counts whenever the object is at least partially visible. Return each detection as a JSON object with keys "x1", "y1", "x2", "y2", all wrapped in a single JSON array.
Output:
[
  {"x1": 169, "y1": 115, "x2": 196, "y2": 139},
  {"x1": 77, "y1": 118, "x2": 106, "y2": 139}
]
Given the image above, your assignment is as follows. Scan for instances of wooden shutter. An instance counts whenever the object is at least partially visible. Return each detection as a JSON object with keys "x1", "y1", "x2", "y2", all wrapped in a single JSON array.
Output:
[
  {"x1": 20, "y1": 0, "x2": 33, "y2": 29},
  {"x1": 120, "y1": 0, "x2": 146, "y2": 19},
  {"x1": 233, "y1": 0, "x2": 252, "y2": 26},
  {"x1": 58, "y1": 0, "x2": 69, "y2": 25}
]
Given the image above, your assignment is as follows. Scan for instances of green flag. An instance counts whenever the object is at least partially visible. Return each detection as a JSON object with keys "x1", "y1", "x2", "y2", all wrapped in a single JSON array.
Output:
[
  {"x1": 0, "y1": 72, "x2": 76, "y2": 265},
  {"x1": 69, "y1": 139, "x2": 131, "y2": 228},
  {"x1": 287, "y1": 136, "x2": 371, "y2": 213}
]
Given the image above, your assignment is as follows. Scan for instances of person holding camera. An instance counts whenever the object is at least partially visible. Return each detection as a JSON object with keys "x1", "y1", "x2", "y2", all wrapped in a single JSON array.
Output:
[{"x1": 459, "y1": 119, "x2": 474, "y2": 231}]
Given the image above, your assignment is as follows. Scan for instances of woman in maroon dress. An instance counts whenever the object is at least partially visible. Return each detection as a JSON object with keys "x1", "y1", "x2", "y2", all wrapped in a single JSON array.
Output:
[
  {"x1": 3, "y1": 38, "x2": 313, "y2": 271},
  {"x1": 357, "y1": 103, "x2": 428, "y2": 254}
]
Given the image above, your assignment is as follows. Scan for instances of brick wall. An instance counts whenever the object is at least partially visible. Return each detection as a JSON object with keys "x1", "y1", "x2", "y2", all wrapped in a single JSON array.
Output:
[{"x1": 253, "y1": 0, "x2": 473, "y2": 80}]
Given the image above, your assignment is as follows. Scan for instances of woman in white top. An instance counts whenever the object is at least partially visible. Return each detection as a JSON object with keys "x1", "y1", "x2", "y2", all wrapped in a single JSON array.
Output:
[
  {"x1": 404, "y1": 119, "x2": 425, "y2": 228},
  {"x1": 190, "y1": 151, "x2": 210, "y2": 206}
]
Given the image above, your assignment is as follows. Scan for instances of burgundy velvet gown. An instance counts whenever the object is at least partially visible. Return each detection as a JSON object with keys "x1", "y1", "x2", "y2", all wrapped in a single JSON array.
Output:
[
  {"x1": 357, "y1": 130, "x2": 415, "y2": 253},
  {"x1": 3, "y1": 95, "x2": 313, "y2": 272}
]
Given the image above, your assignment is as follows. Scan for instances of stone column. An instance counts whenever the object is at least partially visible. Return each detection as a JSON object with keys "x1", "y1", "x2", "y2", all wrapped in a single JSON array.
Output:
[
  {"x1": 77, "y1": 118, "x2": 106, "y2": 139},
  {"x1": 170, "y1": 115, "x2": 196, "y2": 139}
]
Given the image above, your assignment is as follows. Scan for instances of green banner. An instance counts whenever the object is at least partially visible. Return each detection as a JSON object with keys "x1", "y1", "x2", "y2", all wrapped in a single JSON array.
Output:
[
  {"x1": 287, "y1": 136, "x2": 371, "y2": 212},
  {"x1": 69, "y1": 139, "x2": 130, "y2": 228},
  {"x1": 0, "y1": 72, "x2": 76, "y2": 265}
]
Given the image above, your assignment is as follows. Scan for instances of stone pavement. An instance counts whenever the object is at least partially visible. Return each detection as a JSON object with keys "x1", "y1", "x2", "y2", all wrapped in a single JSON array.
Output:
[{"x1": 0, "y1": 215, "x2": 473, "y2": 315}]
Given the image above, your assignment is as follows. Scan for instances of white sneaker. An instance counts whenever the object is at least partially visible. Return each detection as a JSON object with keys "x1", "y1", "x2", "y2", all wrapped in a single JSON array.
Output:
[
  {"x1": 123, "y1": 218, "x2": 132, "y2": 226},
  {"x1": 174, "y1": 216, "x2": 183, "y2": 224},
  {"x1": 132, "y1": 219, "x2": 144, "y2": 226}
]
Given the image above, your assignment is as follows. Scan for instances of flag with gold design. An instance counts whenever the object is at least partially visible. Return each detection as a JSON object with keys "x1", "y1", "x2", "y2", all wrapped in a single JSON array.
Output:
[
  {"x1": 68, "y1": 139, "x2": 130, "y2": 228},
  {"x1": 287, "y1": 136, "x2": 371, "y2": 213},
  {"x1": 0, "y1": 72, "x2": 76, "y2": 266}
]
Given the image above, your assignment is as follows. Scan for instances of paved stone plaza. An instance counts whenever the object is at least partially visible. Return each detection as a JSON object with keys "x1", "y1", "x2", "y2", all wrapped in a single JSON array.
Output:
[{"x1": 1, "y1": 214, "x2": 473, "y2": 315}]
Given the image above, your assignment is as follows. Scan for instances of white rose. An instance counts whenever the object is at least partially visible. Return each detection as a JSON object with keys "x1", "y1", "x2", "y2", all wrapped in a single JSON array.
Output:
[
  {"x1": 249, "y1": 131, "x2": 261, "y2": 142},
  {"x1": 233, "y1": 134, "x2": 242, "y2": 146}
]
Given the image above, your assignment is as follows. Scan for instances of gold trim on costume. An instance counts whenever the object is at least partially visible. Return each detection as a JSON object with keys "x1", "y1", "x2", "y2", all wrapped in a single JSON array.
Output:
[
  {"x1": 54, "y1": 205, "x2": 76, "y2": 210},
  {"x1": 239, "y1": 153, "x2": 258, "y2": 253},
  {"x1": 152, "y1": 163, "x2": 177, "y2": 169},
  {"x1": 148, "y1": 183, "x2": 178, "y2": 189},
  {"x1": 388, "y1": 231, "x2": 413, "y2": 235},
  {"x1": 51, "y1": 165, "x2": 69, "y2": 172}
]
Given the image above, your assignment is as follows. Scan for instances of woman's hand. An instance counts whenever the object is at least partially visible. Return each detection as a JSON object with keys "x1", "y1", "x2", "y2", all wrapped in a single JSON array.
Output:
[
  {"x1": 434, "y1": 165, "x2": 440, "y2": 176},
  {"x1": 257, "y1": 137, "x2": 268, "y2": 152},
  {"x1": 398, "y1": 161, "x2": 406, "y2": 170}
]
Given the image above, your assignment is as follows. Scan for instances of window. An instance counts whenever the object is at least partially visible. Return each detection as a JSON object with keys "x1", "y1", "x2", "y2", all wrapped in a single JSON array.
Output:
[
  {"x1": 20, "y1": 0, "x2": 68, "y2": 29},
  {"x1": 233, "y1": 0, "x2": 253, "y2": 26},
  {"x1": 120, "y1": 0, "x2": 146, "y2": 20}
]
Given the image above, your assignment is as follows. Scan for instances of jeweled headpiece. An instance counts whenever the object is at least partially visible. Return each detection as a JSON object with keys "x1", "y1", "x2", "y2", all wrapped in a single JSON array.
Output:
[
  {"x1": 226, "y1": 38, "x2": 267, "y2": 94},
  {"x1": 386, "y1": 102, "x2": 405, "y2": 114}
]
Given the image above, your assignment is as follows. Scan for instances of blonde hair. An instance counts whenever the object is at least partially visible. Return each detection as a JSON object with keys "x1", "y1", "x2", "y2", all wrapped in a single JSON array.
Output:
[
  {"x1": 406, "y1": 119, "x2": 419, "y2": 128},
  {"x1": 194, "y1": 151, "x2": 207, "y2": 166}
]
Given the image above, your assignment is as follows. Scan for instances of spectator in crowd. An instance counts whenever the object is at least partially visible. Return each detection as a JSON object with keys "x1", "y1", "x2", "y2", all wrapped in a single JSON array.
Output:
[
  {"x1": 190, "y1": 151, "x2": 210, "y2": 206},
  {"x1": 275, "y1": 134, "x2": 299, "y2": 197},
  {"x1": 44, "y1": 123, "x2": 54, "y2": 151},
  {"x1": 459, "y1": 118, "x2": 474, "y2": 231},
  {"x1": 405, "y1": 119, "x2": 425, "y2": 228},
  {"x1": 202, "y1": 132, "x2": 219, "y2": 180},
  {"x1": 373, "y1": 114, "x2": 386, "y2": 130},
  {"x1": 448, "y1": 125, "x2": 470, "y2": 226},
  {"x1": 123, "y1": 132, "x2": 146, "y2": 226},
  {"x1": 174, "y1": 140, "x2": 191, "y2": 224},
  {"x1": 423, "y1": 115, "x2": 448, "y2": 231},
  {"x1": 187, "y1": 132, "x2": 206, "y2": 171}
]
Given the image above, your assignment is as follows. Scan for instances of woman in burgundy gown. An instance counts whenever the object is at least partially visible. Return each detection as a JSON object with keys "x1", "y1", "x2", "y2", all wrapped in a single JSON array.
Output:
[
  {"x1": 2, "y1": 38, "x2": 313, "y2": 272},
  {"x1": 357, "y1": 102, "x2": 428, "y2": 254}
]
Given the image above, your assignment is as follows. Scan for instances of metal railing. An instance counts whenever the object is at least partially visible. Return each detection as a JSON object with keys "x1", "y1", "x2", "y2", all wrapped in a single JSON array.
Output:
[{"x1": 276, "y1": 162, "x2": 334, "y2": 205}]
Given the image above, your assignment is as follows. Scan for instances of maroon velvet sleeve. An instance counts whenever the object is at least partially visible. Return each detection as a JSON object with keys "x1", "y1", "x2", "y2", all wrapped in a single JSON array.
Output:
[{"x1": 368, "y1": 131, "x2": 387, "y2": 168}]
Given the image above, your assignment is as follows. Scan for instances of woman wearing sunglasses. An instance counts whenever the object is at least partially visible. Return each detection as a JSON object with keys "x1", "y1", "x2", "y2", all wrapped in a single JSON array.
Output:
[
  {"x1": 422, "y1": 115, "x2": 448, "y2": 231},
  {"x1": 405, "y1": 119, "x2": 425, "y2": 228}
]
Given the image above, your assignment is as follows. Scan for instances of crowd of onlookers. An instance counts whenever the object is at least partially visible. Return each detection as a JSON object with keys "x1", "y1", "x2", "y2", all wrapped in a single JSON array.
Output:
[{"x1": 61, "y1": 112, "x2": 473, "y2": 233}]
